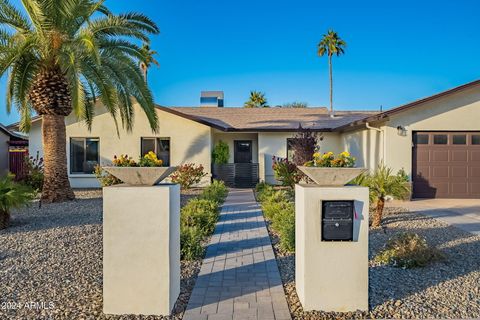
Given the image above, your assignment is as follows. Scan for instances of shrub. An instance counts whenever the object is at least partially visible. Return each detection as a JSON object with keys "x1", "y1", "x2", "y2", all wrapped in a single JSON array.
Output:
[
  {"x1": 288, "y1": 125, "x2": 321, "y2": 166},
  {"x1": 201, "y1": 180, "x2": 228, "y2": 203},
  {"x1": 94, "y1": 165, "x2": 122, "y2": 187},
  {"x1": 180, "y1": 226, "x2": 204, "y2": 260},
  {"x1": 374, "y1": 232, "x2": 445, "y2": 268},
  {"x1": 212, "y1": 141, "x2": 229, "y2": 164},
  {"x1": 255, "y1": 182, "x2": 275, "y2": 202},
  {"x1": 261, "y1": 191, "x2": 292, "y2": 220},
  {"x1": 112, "y1": 154, "x2": 137, "y2": 167},
  {"x1": 181, "y1": 198, "x2": 219, "y2": 237},
  {"x1": 306, "y1": 151, "x2": 356, "y2": 167},
  {"x1": 272, "y1": 157, "x2": 301, "y2": 188},
  {"x1": 171, "y1": 163, "x2": 207, "y2": 189},
  {"x1": 0, "y1": 175, "x2": 35, "y2": 230},
  {"x1": 272, "y1": 204, "x2": 295, "y2": 252},
  {"x1": 21, "y1": 151, "x2": 44, "y2": 192}
]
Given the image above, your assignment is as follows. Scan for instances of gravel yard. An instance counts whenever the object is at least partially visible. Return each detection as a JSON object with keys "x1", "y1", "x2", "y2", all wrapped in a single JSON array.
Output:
[
  {"x1": 268, "y1": 206, "x2": 480, "y2": 319},
  {"x1": 0, "y1": 190, "x2": 202, "y2": 320}
]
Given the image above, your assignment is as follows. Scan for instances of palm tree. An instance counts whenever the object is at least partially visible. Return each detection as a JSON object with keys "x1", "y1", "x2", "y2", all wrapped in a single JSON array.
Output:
[
  {"x1": 244, "y1": 91, "x2": 268, "y2": 108},
  {"x1": 139, "y1": 42, "x2": 159, "y2": 82},
  {"x1": 0, "y1": 175, "x2": 35, "y2": 230},
  {"x1": 0, "y1": 0, "x2": 159, "y2": 203},
  {"x1": 356, "y1": 164, "x2": 410, "y2": 228},
  {"x1": 317, "y1": 30, "x2": 346, "y2": 116}
]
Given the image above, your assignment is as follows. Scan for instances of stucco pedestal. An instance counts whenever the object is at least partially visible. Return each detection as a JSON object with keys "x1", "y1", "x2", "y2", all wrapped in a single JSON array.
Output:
[
  {"x1": 103, "y1": 184, "x2": 180, "y2": 316},
  {"x1": 295, "y1": 185, "x2": 369, "y2": 312}
]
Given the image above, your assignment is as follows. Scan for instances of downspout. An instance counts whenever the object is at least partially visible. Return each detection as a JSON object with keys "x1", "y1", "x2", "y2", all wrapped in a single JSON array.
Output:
[{"x1": 365, "y1": 122, "x2": 385, "y2": 165}]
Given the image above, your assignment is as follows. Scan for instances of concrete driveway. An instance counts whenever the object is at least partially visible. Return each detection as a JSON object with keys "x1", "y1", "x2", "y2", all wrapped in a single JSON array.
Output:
[{"x1": 391, "y1": 199, "x2": 480, "y2": 235}]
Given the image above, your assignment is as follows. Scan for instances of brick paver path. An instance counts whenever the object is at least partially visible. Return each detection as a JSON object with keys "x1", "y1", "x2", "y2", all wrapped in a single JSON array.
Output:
[{"x1": 183, "y1": 189, "x2": 291, "y2": 320}]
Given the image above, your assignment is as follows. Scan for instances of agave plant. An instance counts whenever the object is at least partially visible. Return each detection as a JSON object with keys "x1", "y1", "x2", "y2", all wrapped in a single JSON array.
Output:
[
  {"x1": 0, "y1": 0, "x2": 159, "y2": 203},
  {"x1": 0, "y1": 175, "x2": 35, "y2": 230}
]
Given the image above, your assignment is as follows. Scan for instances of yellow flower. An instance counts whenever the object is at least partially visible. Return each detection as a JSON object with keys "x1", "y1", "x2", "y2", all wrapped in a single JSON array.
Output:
[
  {"x1": 313, "y1": 152, "x2": 321, "y2": 158},
  {"x1": 340, "y1": 151, "x2": 350, "y2": 157}
]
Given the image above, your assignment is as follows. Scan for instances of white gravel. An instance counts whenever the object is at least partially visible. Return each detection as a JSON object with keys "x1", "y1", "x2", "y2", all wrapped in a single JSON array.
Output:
[
  {"x1": 0, "y1": 190, "x2": 202, "y2": 320},
  {"x1": 268, "y1": 207, "x2": 480, "y2": 319}
]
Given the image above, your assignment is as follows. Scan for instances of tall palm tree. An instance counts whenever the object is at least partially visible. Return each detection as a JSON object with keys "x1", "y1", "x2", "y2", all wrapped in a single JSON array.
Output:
[
  {"x1": 244, "y1": 91, "x2": 268, "y2": 108},
  {"x1": 139, "y1": 42, "x2": 159, "y2": 82},
  {"x1": 0, "y1": 0, "x2": 160, "y2": 203},
  {"x1": 317, "y1": 29, "x2": 346, "y2": 116}
]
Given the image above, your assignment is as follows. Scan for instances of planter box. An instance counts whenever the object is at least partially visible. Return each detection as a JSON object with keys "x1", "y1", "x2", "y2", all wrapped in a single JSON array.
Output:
[
  {"x1": 103, "y1": 166, "x2": 177, "y2": 186},
  {"x1": 297, "y1": 166, "x2": 367, "y2": 186}
]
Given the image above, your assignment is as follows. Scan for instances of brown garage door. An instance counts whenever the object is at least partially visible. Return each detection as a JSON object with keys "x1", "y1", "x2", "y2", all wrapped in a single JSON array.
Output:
[{"x1": 412, "y1": 132, "x2": 480, "y2": 198}]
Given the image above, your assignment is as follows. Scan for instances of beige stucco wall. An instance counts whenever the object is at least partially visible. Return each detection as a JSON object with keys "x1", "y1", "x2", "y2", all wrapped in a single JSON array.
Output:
[
  {"x1": 212, "y1": 131, "x2": 258, "y2": 163},
  {"x1": 28, "y1": 104, "x2": 213, "y2": 188},
  {"x1": 258, "y1": 132, "x2": 343, "y2": 184},
  {"x1": 341, "y1": 128, "x2": 384, "y2": 171}
]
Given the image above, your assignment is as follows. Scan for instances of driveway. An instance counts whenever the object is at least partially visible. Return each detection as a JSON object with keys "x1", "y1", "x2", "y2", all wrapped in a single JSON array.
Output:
[{"x1": 390, "y1": 199, "x2": 480, "y2": 235}]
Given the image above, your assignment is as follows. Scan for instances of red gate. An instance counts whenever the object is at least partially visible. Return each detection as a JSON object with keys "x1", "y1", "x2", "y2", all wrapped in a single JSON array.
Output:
[{"x1": 9, "y1": 147, "x2": 28, "y2": 180}]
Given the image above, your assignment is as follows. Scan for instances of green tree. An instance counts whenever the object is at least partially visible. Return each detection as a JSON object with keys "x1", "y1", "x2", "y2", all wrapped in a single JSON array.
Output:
[
  {"x1": 244, "y1": 91, "x2": 268, "y2": 108},
  {"x1": 317, "y1": 29, "x2": 346, "y2": 115},
  {"x1": 356, "y1": 164, "x2": 410, "y2": 227},
  {"x1": 0, "y1": 0, "x2": 159, "y2": 203},
  {"x1": 282, "y1": 102, "x2": 308, "y2": 108},
  {"x1": 139, "y1": 42, "x2": 159, "y2": 83},
  {"x1": 0, "y1": 175, "x2": 35, "y2": 229}
]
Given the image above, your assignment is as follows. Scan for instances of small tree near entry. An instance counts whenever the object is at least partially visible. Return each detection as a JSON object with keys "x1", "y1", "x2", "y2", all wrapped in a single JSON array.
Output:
[
  {"x1": 289, "y1": 125, "x2": 323, "y2": 166},
  {"x1": 212, "y1": 141, "x2": 229, "y2": 164}
]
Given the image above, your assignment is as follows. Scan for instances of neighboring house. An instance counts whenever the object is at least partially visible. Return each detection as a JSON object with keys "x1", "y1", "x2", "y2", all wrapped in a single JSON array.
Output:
[
  {"x1": 0, "y1": 124, "x2": 28, "y2": 177},
  {"x1": 13, "y1": 80, "x2": 480, "y2": 199}
]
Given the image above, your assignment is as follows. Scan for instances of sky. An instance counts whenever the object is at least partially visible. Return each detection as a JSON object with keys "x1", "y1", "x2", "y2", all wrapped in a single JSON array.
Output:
[{"x1": 1, "y1": 0, "x2": 480, "y2": 124}]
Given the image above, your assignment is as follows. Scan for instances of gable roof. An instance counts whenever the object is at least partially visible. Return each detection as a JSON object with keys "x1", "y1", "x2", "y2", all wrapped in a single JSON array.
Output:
[{"x1": 156, "y1": 106, "x2": 378, "y2": 132}]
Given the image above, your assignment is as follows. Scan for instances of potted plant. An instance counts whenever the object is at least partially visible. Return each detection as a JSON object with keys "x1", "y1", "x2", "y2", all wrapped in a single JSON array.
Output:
[
  {"x1": 297, "y1": 151, "x2": 367, "y2": 186},
  {"x1": 103, "y1": 152, "x2": 177, "y2": 186}
]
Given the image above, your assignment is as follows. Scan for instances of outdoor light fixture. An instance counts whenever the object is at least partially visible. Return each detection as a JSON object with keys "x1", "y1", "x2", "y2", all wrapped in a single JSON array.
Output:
[{"x1": 397, "y1": 125, "x2": 407, "y2": 136}]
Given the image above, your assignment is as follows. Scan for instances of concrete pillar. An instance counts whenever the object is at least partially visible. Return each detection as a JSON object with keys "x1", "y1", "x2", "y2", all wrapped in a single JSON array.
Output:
[
  {"x1": 103, "y1": 184, "x2": 180, "y2": 316},
  {"x1": 295, "y1": 185, "x2": 369, "y2": 312}
]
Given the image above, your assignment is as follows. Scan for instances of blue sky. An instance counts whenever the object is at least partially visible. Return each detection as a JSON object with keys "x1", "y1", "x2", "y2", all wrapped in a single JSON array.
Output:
[{"x1": 1, "y1": 0, "x2": 480, "y2": 124}]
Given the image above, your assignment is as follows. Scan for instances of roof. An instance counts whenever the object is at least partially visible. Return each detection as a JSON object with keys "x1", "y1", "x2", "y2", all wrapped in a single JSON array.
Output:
[
  {"x1": 156, "y1": 106, "x2": 378, "y2": 132},
  {"x1": 0, "y1": 123, "x2": 28, "y2": 140},
  {"x1": 336, "y1": 78, "x2": 480, "y2": 131}
]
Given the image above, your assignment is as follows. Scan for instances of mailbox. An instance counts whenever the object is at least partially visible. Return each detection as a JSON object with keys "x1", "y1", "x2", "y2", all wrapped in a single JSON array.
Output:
[{"x1": 321, "y1": 200, "x2": 353, "y2": 241}]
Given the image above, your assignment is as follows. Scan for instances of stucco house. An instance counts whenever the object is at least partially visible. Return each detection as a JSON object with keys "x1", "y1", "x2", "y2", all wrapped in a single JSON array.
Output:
[{"x1": 14, "y1": 80, "x2": 480, "y2": 199}]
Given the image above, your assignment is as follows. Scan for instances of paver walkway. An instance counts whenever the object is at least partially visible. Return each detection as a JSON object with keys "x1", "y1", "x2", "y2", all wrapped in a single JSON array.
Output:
[{"x1": 183, "y1": 189, "x2": 291, "y2": 320}]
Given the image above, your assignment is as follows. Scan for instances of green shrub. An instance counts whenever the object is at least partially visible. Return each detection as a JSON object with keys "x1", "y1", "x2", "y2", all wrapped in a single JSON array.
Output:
[
  {"x1": 255, "y1": 183, "x2": 275, "y2": 202},
  {"x1": 272, "y1": 205, "x2": 295, "y2": 252},
  {"x1": 0, "y1": 175, "x2": 35, "y2": 230},
  {"x1": 261, "y1": 193, "x2": 292, "y2": 220},
  {"x1": 212, "y1": 140, "x2": 229, "y2": 164},
  {"x1": 171, "y1": 163, "x2": 207, "y2": 189},
  {"x1": 374, "y1": 232, "x2": 445, "y2": 268},
  {"x1": 201, "y1": 180, "x2": 228, "y2": 203},
  {"x1": 180, "y1": 226, "x2": 204, "y2": 260},
  {"x1": 181, "y1": 198, "x2": 219, "y2": 237},
  {"x1": 20, "y1": 152, "x2": 44, "y2": 193},
  {"x1": 272, "y1": 156, "x2": 301, "y2": 188}
]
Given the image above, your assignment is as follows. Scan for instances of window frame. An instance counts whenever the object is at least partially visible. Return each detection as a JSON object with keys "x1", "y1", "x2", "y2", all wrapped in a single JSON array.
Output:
[
  {"x1": 140, "y1": 137, "x2": 171, "y2": 166},
  {"x1": 69, "y1": 137, "x2": 100, "y2": 175}
]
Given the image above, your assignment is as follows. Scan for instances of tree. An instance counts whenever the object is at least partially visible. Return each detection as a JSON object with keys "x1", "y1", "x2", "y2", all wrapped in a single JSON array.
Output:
[
  {"x1": 0, "y1": 0, "x2": 160, "y2": 203},
  {"x1": 317, "y1": 30, "x2": 346, "y2": 116},
  {"x1": 289, "y1": 125, "x2": 322, "y2": 166},
  {"x1": 244, "y1": 91, "x2": 268, "y2": 108},
  {"x1": 0, "y1": 175, "x2": 35, "y2": 229},
  {"x1": 356, "y1": 164, "x2": 410, "y2": 228},
  {"x1": 282, "y1": 102, "x2": 308, "y2": 108},
  {"x1": 139, "y1": 42, "x2": 159, "y2": 82}
]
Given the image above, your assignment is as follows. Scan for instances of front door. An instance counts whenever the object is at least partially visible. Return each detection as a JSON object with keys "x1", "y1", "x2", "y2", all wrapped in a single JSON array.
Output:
[{"x1": 234, "y1": 140, "x2": 252, "y2": 163}]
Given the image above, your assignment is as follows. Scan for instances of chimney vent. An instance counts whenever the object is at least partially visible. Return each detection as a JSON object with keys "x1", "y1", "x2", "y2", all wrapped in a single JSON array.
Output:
[{"x1": 200, "y1": 91, "x2": 224, "y2": 107}]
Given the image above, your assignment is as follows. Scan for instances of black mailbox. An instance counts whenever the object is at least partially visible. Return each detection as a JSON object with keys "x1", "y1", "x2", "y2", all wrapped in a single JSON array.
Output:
[{"x1": 321, "y1": 200, "x2": 354, "y2": 241}]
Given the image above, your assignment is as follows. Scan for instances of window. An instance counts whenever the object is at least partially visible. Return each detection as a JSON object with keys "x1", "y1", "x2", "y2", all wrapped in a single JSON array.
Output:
[
  {"x1": 433, "y1": 134, "x2": 448, "y2": 145},
  {"x1": 414, "y1": 134, "x2": 429, "y2": 145},
  {"x1": 286, "y1": 138, "x2": 295, "y2": 160},
  {"x1": 472, "y1": 135, "x2": 480, "y2": 145},
  {"x1": 70, "y1": 138, "x2": 99, "y2": 174},
  {"x1": 141, "y1": 137, "x2": 170, "y2": 166},
  {"x1": 452, "y1": 135, "x2": 466, "y2": 145}
]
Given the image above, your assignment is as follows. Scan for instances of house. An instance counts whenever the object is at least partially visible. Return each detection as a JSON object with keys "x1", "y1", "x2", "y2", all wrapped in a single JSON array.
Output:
[
  {"x1": 0, "y1": 124, "x2": 28, "y2": 177},
  {"x1": 16, "y1": 80, "x2": 480, "y2": 198}
]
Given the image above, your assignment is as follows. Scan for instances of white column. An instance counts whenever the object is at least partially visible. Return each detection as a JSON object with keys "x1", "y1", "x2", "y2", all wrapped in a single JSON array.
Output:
[
  {"x1": 295, "y1": 185, "x2": 369, "y2": 312},
  {"x1": 103, "y1": 184, "x2": 180, "y2": 316}
]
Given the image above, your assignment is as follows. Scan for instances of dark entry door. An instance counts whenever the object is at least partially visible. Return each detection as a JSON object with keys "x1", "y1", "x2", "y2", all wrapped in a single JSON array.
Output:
[
  {"x1": 234, "y1": 140, "x2": 252, "y2": 163},
  {"x1": 412, "y1": 131, "x2": 480, "y2": 198}
]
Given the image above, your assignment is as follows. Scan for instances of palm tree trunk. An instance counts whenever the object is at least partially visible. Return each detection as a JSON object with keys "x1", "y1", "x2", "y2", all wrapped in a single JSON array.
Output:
[
  {"x1": 372, "y1": 197, "x2": 385, "y2": 227},
  {"x1": 0, "y1": 210, "x2": 10, "y2": 230},
  {"x1": 41, "y1": 115, "x2": 75, "y2": 203},
  {"x1": 329, "y1": 54, "x2": 333, "y2": 115}
]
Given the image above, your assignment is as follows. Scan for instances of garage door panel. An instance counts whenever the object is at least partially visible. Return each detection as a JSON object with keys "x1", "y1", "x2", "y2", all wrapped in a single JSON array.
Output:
[{"x1": 413, "y1": 131, "x2": 480, "y2": 199}]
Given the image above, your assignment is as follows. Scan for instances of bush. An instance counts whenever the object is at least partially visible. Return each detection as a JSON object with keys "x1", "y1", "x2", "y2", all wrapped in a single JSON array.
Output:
[
  {"x1": 374, "y1": 232, "x2": 445, "y2": 268},
  {"x1": 181, "y1": 198, "x2": 219, "y2": 237},
  {"x1": 212, "y1": 140, "x2": 229, "y2": 164},
  {"x1": 171, "y1": 163, "x2": 207, "y2": 189},
  {"x1": 180, "y1": 226, "x2": 204, "y2": 260},
  {"x1": 272, "y1": 205, "x2": 295, "y2": 252},
  {"x1": 20, "y1": 151, "x2": 44, "y2": 192},
  {"x1": 201, "y1": 180, "x2": 228, "y2": 203},
  {"x1": 272, "y1": 156, "x2": 301, "y2": 188},
  {"x1": 261, "y1": 191, "x2": 291, "y2": 220},
  {"x1": 255, "y1": 182, "x2": 275, "y2": 202},
  {"x1": 0, "y1": 175, "x2": 35, "y2": 230}
]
